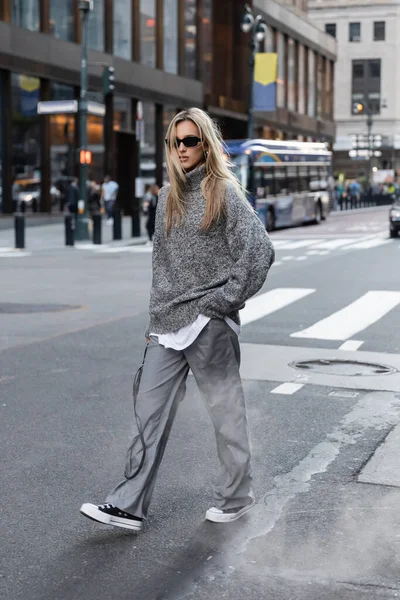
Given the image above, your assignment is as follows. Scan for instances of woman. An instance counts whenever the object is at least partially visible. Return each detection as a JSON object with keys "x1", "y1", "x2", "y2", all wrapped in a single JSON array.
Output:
[{"x1": 80, "y1": 108, "x2": 275, "y2": 532}]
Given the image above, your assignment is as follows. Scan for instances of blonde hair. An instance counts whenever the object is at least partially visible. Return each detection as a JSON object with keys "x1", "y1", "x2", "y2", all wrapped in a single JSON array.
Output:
[{"x1": 164, "y1": 108, "x2": 247, "y2": 234}]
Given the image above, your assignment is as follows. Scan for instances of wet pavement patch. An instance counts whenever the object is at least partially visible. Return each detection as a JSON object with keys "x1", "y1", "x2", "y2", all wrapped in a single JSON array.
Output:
[
  {"x1": 290, "y1": 358, "x2": 397, "y2": 377},
  {"x1": 0, "y1": 303, "x2": 82, "y2": 314}
]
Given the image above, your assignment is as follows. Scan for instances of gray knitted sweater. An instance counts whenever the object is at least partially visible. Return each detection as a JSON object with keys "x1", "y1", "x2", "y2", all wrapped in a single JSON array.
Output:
[{"x1": 145, "y1": 164, "x2": 275, "y2": 336}]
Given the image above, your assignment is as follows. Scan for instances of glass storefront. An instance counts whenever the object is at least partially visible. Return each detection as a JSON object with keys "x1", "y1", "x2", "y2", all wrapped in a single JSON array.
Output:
[
  {"x1": 287, "y1": 38, "x2": 296, "y2": 112},
  {"x1": 140, "y1": 0, "x2": 156, "y2": 68},
  {"x1": 114, "y1": 96, "x2": 131, "y2": 131},
  {"x1": 298, "y1": 44, "x2": 305, "y2": 114},
  {"x1": 50, "y1": 83, "x2": 75, "y2": 209},
  {"x1": 184, "y1": 0, "x2": 197, "y2": 79},
  {"x1": 114, "y1": 0, "x2": 132, "y2": 59},
  {"x1": 140, "y1": 102, "x2": 155, "y2": 186},
  {"x1": 49, "y1": 0, "x2": 74, "y2": 42},
  {"x1": 87, "y1": 91, "x2": 104, "y2": 183},
  {"x1": 276, "y1": 33, "x2": 285, "y2": 108},
  {"x1": 88, "y1": 0, "x2": 104, "y2": 52},
  {"x1": 308, "y1": 50, "x2": 315, "y2": 117},
  {"x1": 316, "y1": 54, "x2": 323, "y2": 119},
  {"x1": 163, "y1": 0, "x2": 178, "y2": 75},
  {"x1": 12, "y1": 0, "x2": 40, "y2": 31},
  {"x1": 203, "y1": 0, "x2": 212, "y2": 93},
  {"x1": 11, "y1": 73, "x2": 41, "y2": 211}
]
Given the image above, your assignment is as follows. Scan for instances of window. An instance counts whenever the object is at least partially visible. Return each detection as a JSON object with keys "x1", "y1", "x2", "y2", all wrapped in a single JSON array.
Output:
[
  {"x1": 163, "y1": 0, "x2": 178, "y2": 74},
  {"x1": 352, "y1": 62, "x2": 364, "y2": 79},
  {"x1": 114, "y1": 0, "x2": 132, "y2": 59},
  {"x1": 349, "y1": 22, "x2": 361, "y2": 42},
  {"x1": 374, "y1": 21, "x2": 385, "y2": 41},
  {"x1": 277, "y1": 33, "x2": 285, "y2": 108},
  {"x1": 11, "y1": 73, "x2": 41, "y2": 201},
  {"x1": 184, "y1": 0, "x2": 197, "y2": 79},
  {"x1": 12, "y1": 0, "x2": 39, "y2": 31},
  {"x1": 49, "y1": 0, "x2": 74, "y2": 41},
  {"x1": 287, "y1": 38, "x2": 296, "y2": 111},
  {"x1": 351, "y1": 59, "x2": 381, "y2": 115},
  {"x1": 308, "y1": 50, "x2": 315, "y2": 117},
  {"x1": 88, "y1": 0, "x2": 104, "y2": 51},
  {"x1": 369, "y1": 60, "x2": 381, "y2": 78},
  {"x1": 325, "y1": 24, "x2": 336, "y2": 38},
  {"x1": 140, "y1": 0, "x2": 156, "y2": 68},
  {"x1": 50, "y1": 83, "x2": 75, "y2": 205}
]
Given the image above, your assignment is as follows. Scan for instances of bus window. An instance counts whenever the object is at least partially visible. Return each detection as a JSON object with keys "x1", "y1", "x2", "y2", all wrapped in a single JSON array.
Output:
[
  {"x1": 309, "y1": 165, "x2": 319, "y2": 191},
  {"x1": 298, "y1": 165, "x2": 309, "y2": 192},
  {"x1": 318, "y1": 166, "x2": 328, "y2": 190},
  {"x1": 274, "y1": 167, "x2": 288, "y2": 194},
  {"x1": 264, "y1": 168, "x2": 274, "y2": 196},
  {"x1": 287, "y1": 166, "x2": 297, "y2": 193}
]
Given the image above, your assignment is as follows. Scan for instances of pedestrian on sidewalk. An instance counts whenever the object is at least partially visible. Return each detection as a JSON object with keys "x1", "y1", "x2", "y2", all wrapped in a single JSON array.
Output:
[
  {"x1": 101, "y1": 175, "x2": 119, "y2": 225},
  {"x1": 80, "y1": 107, "x2": 275, "y2": 533},
  {"x1": 67, "y1": 177, "x2": 79, "y2": 216},
  {"x1": 143, "y1": 184, "x2": 159, "y2": 245}
]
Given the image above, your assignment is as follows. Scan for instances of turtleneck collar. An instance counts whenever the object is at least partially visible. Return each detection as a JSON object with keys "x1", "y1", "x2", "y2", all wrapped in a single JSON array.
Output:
[{"x1": 184, "y1": 162, "x2": 206, "y2": 191}]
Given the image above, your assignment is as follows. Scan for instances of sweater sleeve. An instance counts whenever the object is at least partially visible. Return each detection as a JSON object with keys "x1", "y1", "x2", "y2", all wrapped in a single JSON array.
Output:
[{"x1": 198, "y1": 183, "x2": 275, "y2": 317}]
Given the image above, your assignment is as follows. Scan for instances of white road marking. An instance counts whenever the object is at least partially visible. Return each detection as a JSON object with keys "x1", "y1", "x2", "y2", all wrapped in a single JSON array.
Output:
[
  {"x1": 273, "y1": 261, "x2": 282, "y2": 266},
  {"x1": 312, "y1": 238, "x2": 359, "y2": 249},
  {"x1": 241, "y1": 287, "x2": 315, "y2": 326},
  {"x1": 291, "y1": 291, "x2": 400, "y2": 341},
  {"x1": 341, "y1": 238, "x2": 391, "y2": 250},
  {"x1": 271, "y1": 383, "x2": 304, "y2": 395},
  {"x1": 306, "y1": 250, "x2": 330, "y2": 256},
  {"x1": 0, "y1": 248, "x2": 31, "y2": 258},
  {"x1": 281, "y1": 255, "x2": 294, "y2": 261},
  {"x1": 273, "y1": 239, "x2": 323, "y2": 249},
  {"x1": 338, "y1": 340, "x2": 364, "y2": 351},
  {"x1": 295, "y1": 256, "x2": 308, "y2": 261}
]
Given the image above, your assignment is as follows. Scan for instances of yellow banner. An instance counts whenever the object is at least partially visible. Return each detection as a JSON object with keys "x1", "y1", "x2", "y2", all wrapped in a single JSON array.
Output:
[{"x1": 254, "y1": 53, "x2": 278, "y2": 87}]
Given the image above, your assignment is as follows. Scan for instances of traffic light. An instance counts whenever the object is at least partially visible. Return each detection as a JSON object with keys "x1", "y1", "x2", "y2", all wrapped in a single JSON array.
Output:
[
  {"x1": 352, "y1": 101, "x2": 365, "y2": 115},
  {"x1": 102, "y1": 66, "x2": 115, "y2": 96},
  {"x1": 79, "y1": 150, "x2": 92, "y2": 164}
]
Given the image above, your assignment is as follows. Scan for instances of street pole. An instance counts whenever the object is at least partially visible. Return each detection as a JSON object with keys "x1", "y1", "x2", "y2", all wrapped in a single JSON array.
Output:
[
  {"x1": 247, "y1": 35, "x2": 257, "y2": 140},
  {"x1": 240, "y1": 5, "x2": 267, "y2": 204},
  {"x1": 367, "y1": 112, "x2": 373, "y2": 192},
  {"x1": 76, "y1": 0, "x2": 93, "y2": 241}
]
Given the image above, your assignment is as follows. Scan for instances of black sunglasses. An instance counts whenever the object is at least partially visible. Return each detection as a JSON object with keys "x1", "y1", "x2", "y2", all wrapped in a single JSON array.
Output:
[{"x1": 164, "y1": 135, "x2": 201, "y2": 148}]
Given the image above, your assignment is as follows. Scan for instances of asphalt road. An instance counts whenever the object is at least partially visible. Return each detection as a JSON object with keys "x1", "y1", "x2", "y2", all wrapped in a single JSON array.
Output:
[{"x1": 1, "y1": 206, "x2": 400, "y2": 600}]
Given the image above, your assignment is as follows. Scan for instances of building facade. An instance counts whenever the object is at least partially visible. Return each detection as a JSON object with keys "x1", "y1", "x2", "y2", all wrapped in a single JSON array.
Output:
[
  {"x1": 0, "y1": 0, "x2": 336, "y2": 214},
  {"x1": 308, "y1": 0, "x2": 400, "y2": 178}
]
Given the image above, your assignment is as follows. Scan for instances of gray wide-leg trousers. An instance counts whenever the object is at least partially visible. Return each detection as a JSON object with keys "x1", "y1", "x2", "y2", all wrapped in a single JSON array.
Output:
[{"x1": 106, "y1": 318, "x2": 252, "y2": 519}]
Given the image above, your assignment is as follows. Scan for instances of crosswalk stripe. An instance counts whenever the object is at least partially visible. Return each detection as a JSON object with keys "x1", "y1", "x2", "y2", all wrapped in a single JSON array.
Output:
[
  {"x1": 273, "y1": 239, "x2": 323, "y2": 249},
  {"x1": 311, "y1": 238, "x2": 359, "y2": 249},
  {"x1": 339, "y1": 340, "x2": 364, "y2": 351},
  {"x1": 291, "y1": 291, "x2": 400, "y2": 341},
  {"x1": 271, "y1": 383, "x2": 304, "y2": 395},
  {"x1": 241, "y1": 287, "x2": 315, "y2": 326},
  {"x1": 341, "y1": 238, "x2": 391, "y2": 250}
]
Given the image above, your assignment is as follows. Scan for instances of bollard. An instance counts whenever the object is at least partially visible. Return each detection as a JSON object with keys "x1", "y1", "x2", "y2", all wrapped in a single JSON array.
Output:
[
  {"x1": 131, "y1": 212, "x2": 141, "y2": 238},
  {"x1": 65, "y1": 214, "x2": 75, "y2": 246},
  {"x1": 113, "y1": 209, "x2": 122, "y2": 241},
  {"x1": 93, "y1": 214, "x2": 102, "y2": 245},
  {"x1": 15, "y1": 214, "x2": 25, "y2": 249}
]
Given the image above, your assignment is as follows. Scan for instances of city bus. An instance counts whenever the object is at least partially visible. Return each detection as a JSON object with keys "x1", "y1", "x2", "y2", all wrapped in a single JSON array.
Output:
[{"x1": 224, "y1": 139, "x2": 333, "y2": 231}]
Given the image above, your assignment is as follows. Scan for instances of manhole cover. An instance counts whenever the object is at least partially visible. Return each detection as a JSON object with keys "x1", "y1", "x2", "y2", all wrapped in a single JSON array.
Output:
[
  {"x1": 0, "y1": 303, "x2": 82, "y2": 314},
  {"x1": 290, "y1": 359, "x2": 396, "y2": 377}
]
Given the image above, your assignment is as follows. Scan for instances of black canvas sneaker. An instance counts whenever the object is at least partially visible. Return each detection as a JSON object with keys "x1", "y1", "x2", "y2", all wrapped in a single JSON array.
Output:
[
  {"x1": 80, "y1": 503, "x2": 143, "y2": 531},
  {"x1": 205, "y1": 495, "x2": 256, "y2": 523}
]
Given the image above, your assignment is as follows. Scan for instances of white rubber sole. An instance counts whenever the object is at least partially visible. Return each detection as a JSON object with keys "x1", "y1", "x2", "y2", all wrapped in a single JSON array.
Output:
[
  {"x1": 205, "y1": 499, "x2": 256, "y2": 523},
  {"x1": 80, "y1": 503, "x2": 143, "y2": 532}
]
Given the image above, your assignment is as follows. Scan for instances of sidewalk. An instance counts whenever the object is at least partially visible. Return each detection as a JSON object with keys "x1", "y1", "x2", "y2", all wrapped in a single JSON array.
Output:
[{"x1": 0, "y1": 216, "x2": 148, "y2": 253}]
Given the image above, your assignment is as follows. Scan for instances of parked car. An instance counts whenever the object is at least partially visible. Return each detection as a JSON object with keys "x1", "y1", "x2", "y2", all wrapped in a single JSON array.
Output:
[
  {"x1": 17, "y1": 180, "x2": 61, "y2": 211},
  {"x1": 389, "y1": 199, "x2": 400, "y2": 238}
]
